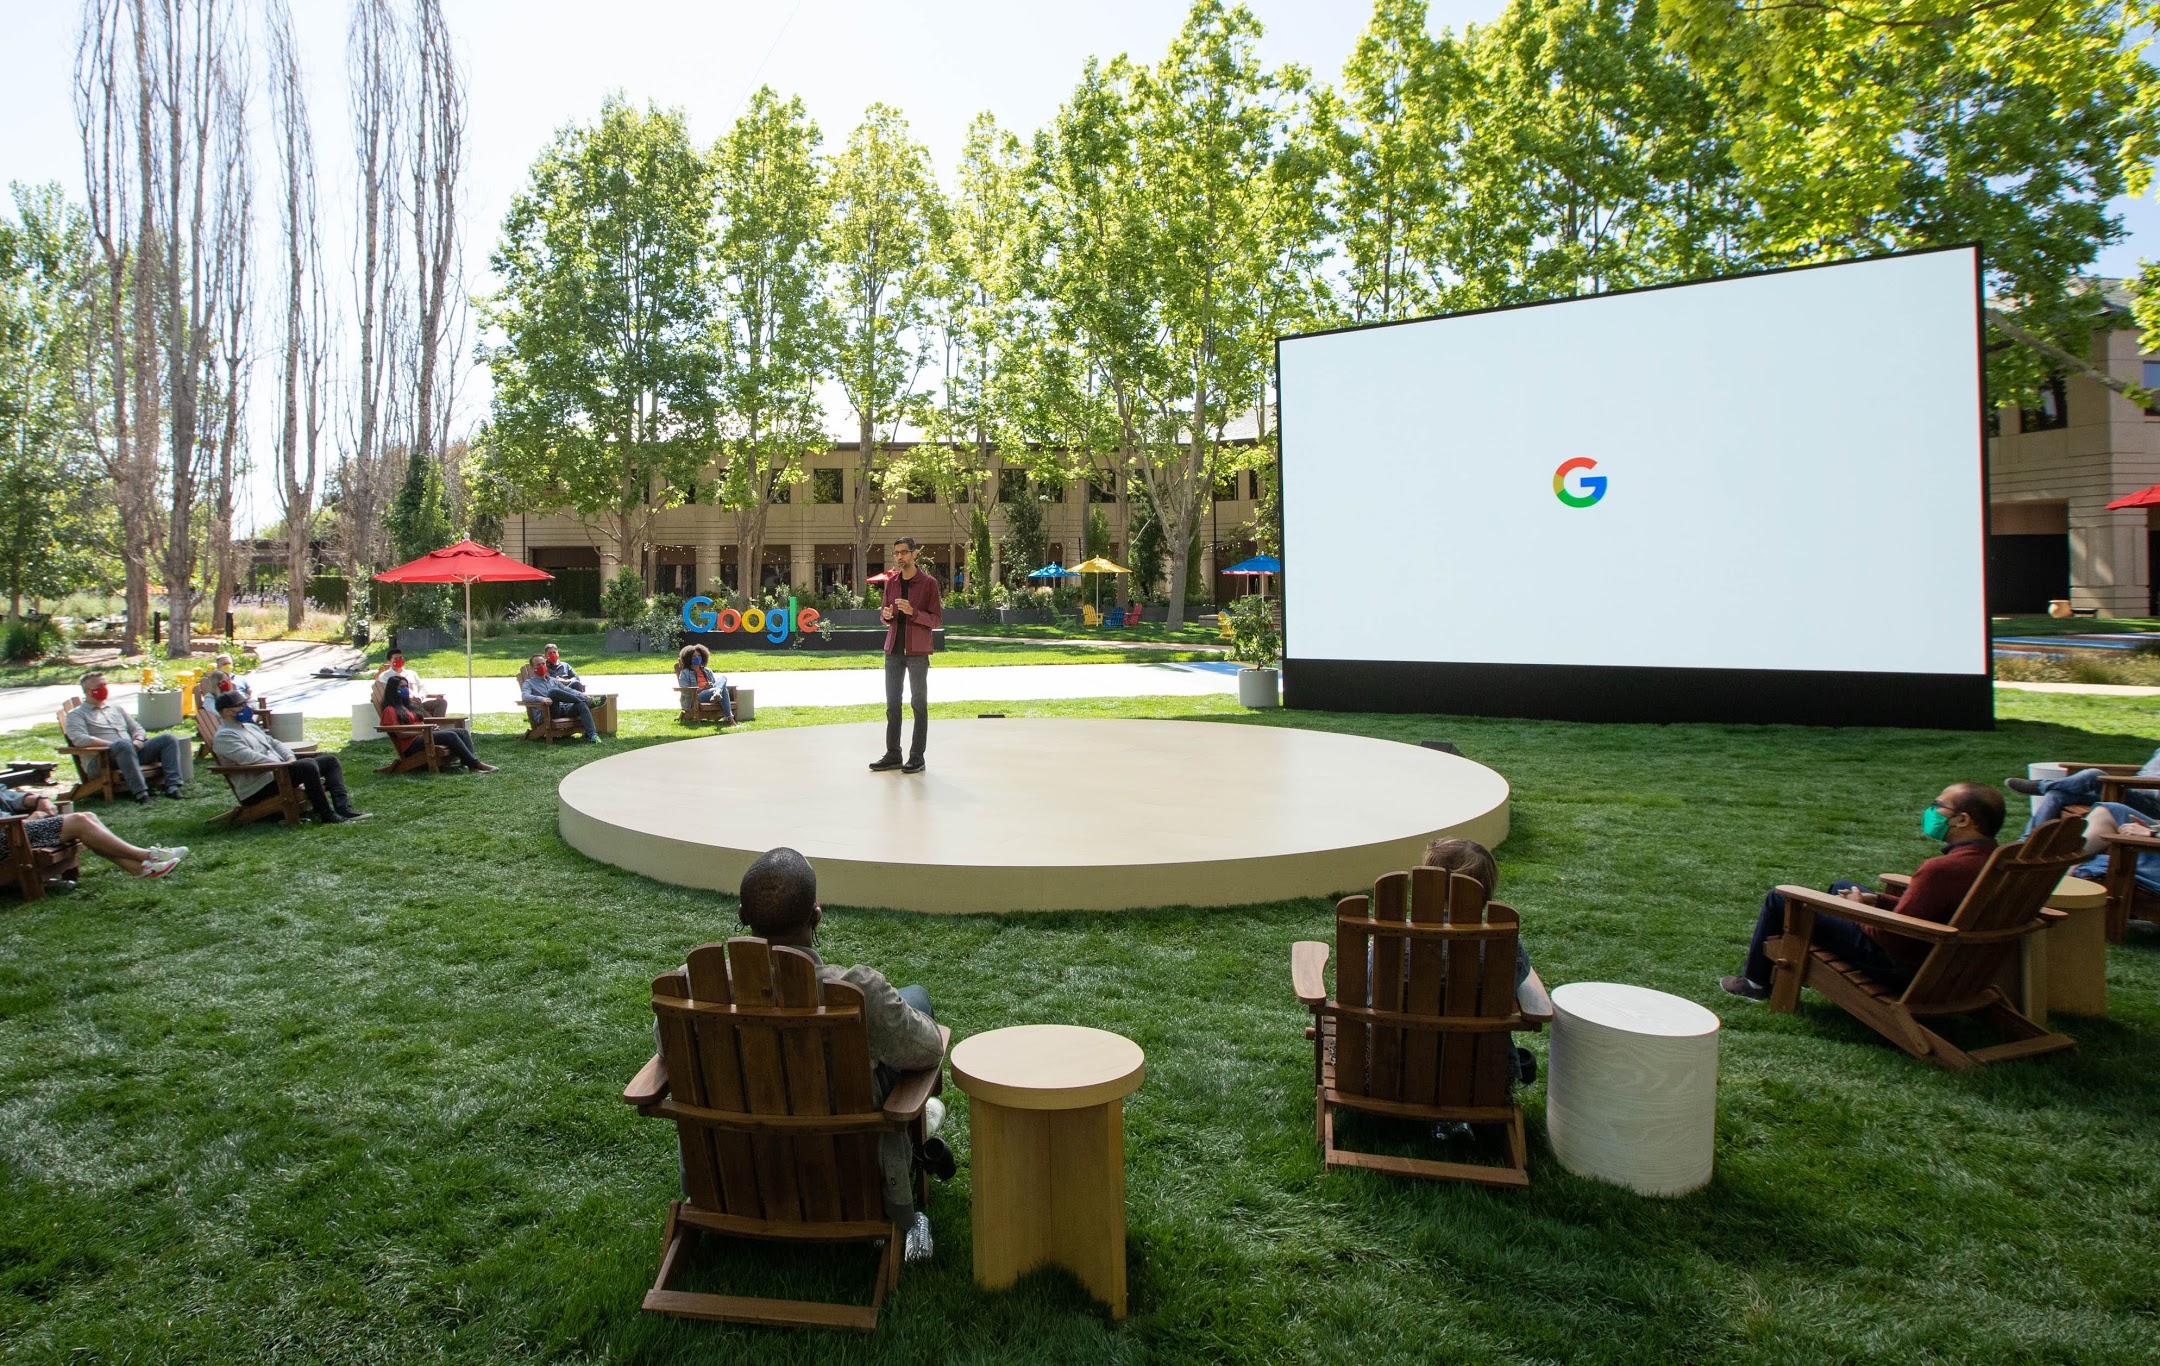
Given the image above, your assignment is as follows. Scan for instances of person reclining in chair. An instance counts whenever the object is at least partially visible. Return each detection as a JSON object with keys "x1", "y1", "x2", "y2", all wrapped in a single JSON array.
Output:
[
  {"x1": 210, "y1": 689, "x2": 371, "y2": 825},
  {"x1": 674, "y1": 643, "x2": 732, "y2": 721},
  {"x1": 519, "y1": 654, "x2": 597, "y2": 742},
  {"x1": 541, "y1": 643, "x2": 586, "y2": 692},
  {"x1": 1, "y1": 785, "x2": 187, "y2": 880},
  {"x1": 2008, "y1": 750, "x2": 2160, "y2": 834},
  {"x1": 1720, "y1": 782, "x2": 2003, "y2": 1001},
  {"x1": 64, "y1": 671, "x2": 185, "y2": 804},
  {"x1": 729, "y1": 846, "x2": 951, "y2": 1259}
]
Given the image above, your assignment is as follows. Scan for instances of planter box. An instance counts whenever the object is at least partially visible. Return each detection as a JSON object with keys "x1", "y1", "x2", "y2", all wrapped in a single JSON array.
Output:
[
  {"x1": 939, "y1": 607, "x2": 987, "y2": 627},
  {"x1": 1237, "y1": 667, "x2": 1280, "y2": 709},
  {"x1": 998, "y1": 608, "x2": 1050, "y2": 625},
  {"x1": 136, "y1": 689, "x2": 184, "y2": 731},
  {"x1": 603, "y1": 627, "x2": 649, "y2": 654}
]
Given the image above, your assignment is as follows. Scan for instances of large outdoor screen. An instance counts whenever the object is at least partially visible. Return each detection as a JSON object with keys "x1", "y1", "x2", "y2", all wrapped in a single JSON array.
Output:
[{"x1": 1275, "y1": 247, "x2": 1990, "y2": 728}]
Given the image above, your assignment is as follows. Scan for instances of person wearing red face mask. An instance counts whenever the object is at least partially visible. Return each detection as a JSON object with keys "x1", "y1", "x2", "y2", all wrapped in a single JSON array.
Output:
[
  {"x1": 62, "y1": 671, "x2": 185, "y2": 804},
  {"x1": 540, "y1": 643, "x2": 585, "y2": 692},
  {"x1": 372, "y1": 651, "x2": 449, "y2": 717}
]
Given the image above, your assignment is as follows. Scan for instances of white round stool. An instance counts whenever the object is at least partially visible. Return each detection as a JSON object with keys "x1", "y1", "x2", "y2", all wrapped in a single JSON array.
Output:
[
  {"x1": 1547, "y1": 982, "x2": 1720, "y2": 1196},
  {"x1": 351, "y1": 703, "x2": 381, "y2": 743}
]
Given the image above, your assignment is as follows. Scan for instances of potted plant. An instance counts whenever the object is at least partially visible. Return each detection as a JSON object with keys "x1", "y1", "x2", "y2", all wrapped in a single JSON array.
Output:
[
  {"x1": 601, "y1": 567, "x2": 651, "y2": 652},
  {"x1": 133, "y1": 660, "x2": 186, "y2": 731},
  {"x1": 1224, "y1": 594, "x2": 1280, "y2": 708}
]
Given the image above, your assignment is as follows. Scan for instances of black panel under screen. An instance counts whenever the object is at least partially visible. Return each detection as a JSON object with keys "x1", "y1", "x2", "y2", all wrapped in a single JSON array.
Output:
[{"x1": 1283, "y1": 659, "x2": 1993, "y2": 731}]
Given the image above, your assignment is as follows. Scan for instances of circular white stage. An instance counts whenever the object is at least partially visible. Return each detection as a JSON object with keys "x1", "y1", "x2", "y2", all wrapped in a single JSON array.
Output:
[{"x1": 558, "y1": 719, "x2": 1509, "y2": 913}]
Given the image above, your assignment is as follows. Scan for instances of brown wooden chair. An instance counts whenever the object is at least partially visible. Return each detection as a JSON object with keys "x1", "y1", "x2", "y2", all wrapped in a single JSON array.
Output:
[
  {"x1": 520, "y1": 698, "x2": 579, "y2": 743},
  {"x1": 194, "y1": 705, "x2": 219, "y2": 760},
  {"x1": 2, "y1": 803, "x2": 80, "y2": 900},
  {"x1": 621, "y1": 937, "x2": 949, "y2": 1331},
  {"x1": 1292, "y1": 867, "x2": 1553, "y2": 1188},
  {"x1": 2074, "y1": 825, "x2": 2160, "y2": 943},
  {"x1": 206, "y1": 763, "x2": 310, "y2": 828},
  {"x1": 1767, "y1": 816, "x2": 2087, "y2": 1069},
  {"x1": 677, "y1": 684, "x2": 739, "y2": 726},
  {"x1": 56, "y1": 698, "x2": 165, "y2": 804},
  {"x1": 376, "y1": 717, "x2": 465, "y2": 775}
]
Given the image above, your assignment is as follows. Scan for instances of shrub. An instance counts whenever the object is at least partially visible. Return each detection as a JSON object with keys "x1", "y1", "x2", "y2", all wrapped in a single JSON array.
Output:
[
  {"x1": 643, "y1": 593, "x2": 690, "y2": 652},
  {"x1": 504, "y1": 598, "x2": 563, "y2": 626},
  {"x1": 1224, "y1": 594, "x2": 1280, "y2": 668},
  {"x1": 601, "y1": 568, "x2": 648, "y2": 631},
  {"x1": 2, "y1": 617, "x2": 64, "y2": 662}
]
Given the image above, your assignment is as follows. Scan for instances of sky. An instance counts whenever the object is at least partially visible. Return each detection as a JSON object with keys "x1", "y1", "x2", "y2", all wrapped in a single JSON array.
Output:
[{"x1": 4, "y1": 0, "x2": 2158, "y2": 534}]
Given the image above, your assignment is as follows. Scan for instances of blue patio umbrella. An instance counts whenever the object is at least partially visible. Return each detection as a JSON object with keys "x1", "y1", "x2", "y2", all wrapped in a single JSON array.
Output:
[
  {"x1": 1222, "y1": 554, "x2": 1282, "y2": 598},
  {"x1": 1026, "y1": 563, "x2": 1078, "y2": 580}
]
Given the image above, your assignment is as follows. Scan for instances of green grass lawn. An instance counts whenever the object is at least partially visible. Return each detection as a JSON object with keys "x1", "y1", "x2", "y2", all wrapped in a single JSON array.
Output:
[
  {"x1": 1992, "y1": 613, "x2": 2160, "y2": 637},
  {"x1": 3, "y1": 693, "x2": 2158, "y2": 1363},
  {"x1": 944, "y1": 618, "x2": 1229, "y2": 645},
  {"x1": 376, "y1": 632, "x2": 1219, "y2": 679}
]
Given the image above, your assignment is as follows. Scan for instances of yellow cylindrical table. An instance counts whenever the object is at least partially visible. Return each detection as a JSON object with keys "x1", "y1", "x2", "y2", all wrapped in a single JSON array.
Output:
[
  {"x1": 591, "y1": 693, "x2": 619, "y2": 735},
  {"x1": 2042, "y1": 875, "x2": 2109, "y2": 1019},
  {"x1": 951, "y1": 1024, "x2": 1144, "y2": 1318}
]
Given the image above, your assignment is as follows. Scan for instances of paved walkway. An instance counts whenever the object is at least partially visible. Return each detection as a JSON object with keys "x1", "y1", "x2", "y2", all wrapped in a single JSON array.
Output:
[
  {"x1": 0, "y1": 639, "x2": 1241, "y2": 736},
  {"x1": 1995, "y1": 680, "x2": 2160, "y2": 698}
]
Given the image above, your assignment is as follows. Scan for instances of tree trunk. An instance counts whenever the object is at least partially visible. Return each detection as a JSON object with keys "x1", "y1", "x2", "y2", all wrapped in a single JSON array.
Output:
[{"x1": 851, "y1": 414, "x2": 877, "y2": 592}]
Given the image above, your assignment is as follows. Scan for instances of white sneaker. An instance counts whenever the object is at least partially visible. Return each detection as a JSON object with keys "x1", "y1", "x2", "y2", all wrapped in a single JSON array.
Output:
[
  {"x1": 902, "y1": 1211, "x2": 934, "y2": 1263},
  {"x1": 923, "y1": 1097, "x2": 945, "y2": 1138},
  {"x1": 134, "y1": 855, "x2": 181, "y2": 879},
  {"x1": 147, "y1": 846, "x2": 190, "y2": 862}
]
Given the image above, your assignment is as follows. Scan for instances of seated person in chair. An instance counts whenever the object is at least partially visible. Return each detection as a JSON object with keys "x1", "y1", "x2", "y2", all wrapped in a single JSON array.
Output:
[
  {"x1": 210, "y1": 689, "x2": 371, "y2": 824},
  {"x1": 674, "y1": 643, "x2": 732, "y2": 721},
  {"x1": 372, "y1": 652, "x2": 449, "y2": 717},
  {"x1": 1721, "y1": 782, "x2": 2003, "y2": 1001},
  {"x1": 2009, "y1": 748, "x2": 2160, "y2": 833},
  {"x1": 519, "y1": 654, "x2": 597, "y2": 742},
  {"x1": 380, "y1": 676, "x2": 494, "y2": 772},
  {"x1": 64, "y1": 671, "x2": 185, "y2": 803},
  {"x1": 1, "y1": 786, "x2": 187, "y2": 880},
  {"x1": 1419, "y1": 838, "x2": 1538, "y2": 1086},
  {"x1": 2067, "y1": 800, "x2": 2160, "y2": 897},
  {"x1": 196, "y1": 653, "x2": 251, "y2": 713},
  {"x1": 541, "y1": 643, "x2": 585, "y2": 693},
  {"x1": 732, "y1": 846, "x2": 949, "y2": 1259}
]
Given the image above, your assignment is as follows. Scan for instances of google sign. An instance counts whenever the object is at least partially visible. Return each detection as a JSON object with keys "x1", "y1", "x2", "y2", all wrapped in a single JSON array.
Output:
[{"x1": 681, "y1": 595, "x2": 822, "y2": 642}]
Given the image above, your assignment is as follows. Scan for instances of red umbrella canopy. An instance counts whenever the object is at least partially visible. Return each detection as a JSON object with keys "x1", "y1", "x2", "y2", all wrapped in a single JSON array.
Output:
[
  {"x1": 374, "y1": 540, "x2": 554, "y2": 584},
  {"x1": 867, "y1": 569, "x2": 896, "y2": 583},
  {"x1": 2106, "y1": 485, "x2": 2160, "y2": 510}
]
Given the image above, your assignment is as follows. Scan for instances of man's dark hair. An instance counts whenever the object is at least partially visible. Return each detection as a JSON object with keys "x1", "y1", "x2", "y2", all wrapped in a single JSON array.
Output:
[
  {"x1": 1422, "y1": 837, "x2": 1498, "y2": 894},
  {"x1": 739, "y1": 846, "x2": 818, "y2": 938},
  {"x1": 214, "y1": 688, "x2": 247, "y2": 713},
  {"x1": 1944, "y1": 781, "x2": 2005, "y2": 838},
  {"x1": 892, "y1": 536, "x2": 919, "y2": 551}
]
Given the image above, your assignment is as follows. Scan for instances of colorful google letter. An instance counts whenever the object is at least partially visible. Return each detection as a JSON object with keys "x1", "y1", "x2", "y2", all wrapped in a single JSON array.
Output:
[
  {"x1": 680, "y1": 596, "x2": 821, "y2": 643},
  {"x1": 1552, "y1": 457, "x2": 1607, "y2": 508}
]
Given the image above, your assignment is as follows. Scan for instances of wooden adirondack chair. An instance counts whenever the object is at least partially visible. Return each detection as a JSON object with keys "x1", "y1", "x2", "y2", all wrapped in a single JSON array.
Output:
[
  {"x1": 377, "y1": 717, "x2": 465, "y2": 775},
  {"x1": 206, "y1": 763, "x2": 310, "y2": 828},
  {"x1": 56, "y1": 698, "x2": 165, "y2": 804},
  {"x1": 195, "y1": 705, "x2": 219, "y2": 760},
  {"x1": 2074, "y1": 825, "x2": 2160, "y2": 943},
  {"x1": 1292, "y1": 867, "x2": 1554, "y2": 1188},
  {"x1": 676, "y1": 684, "x2": 738, "y2": 726},
  {"x1": 2, "y1": 804, "x2": 80, "y2": 899},
  {"x1": 622, "y1": 938, "x2": 950, "y2": 1331},
  {"x1": 2026, "y1": 760, "x2": 2160, "y2": 810},
  {"x1": 1766, "y1": 816, "x2": 2087, "y2": 1069}
]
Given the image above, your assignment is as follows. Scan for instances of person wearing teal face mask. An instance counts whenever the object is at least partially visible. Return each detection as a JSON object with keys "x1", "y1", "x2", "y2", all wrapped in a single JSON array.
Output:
[{"x1": 1721, "y1": 782, "x2": 2004, "y2": 1001}]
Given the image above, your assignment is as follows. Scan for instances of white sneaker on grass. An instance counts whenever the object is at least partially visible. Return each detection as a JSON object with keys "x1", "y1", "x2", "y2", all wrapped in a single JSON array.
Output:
[
  {"x1": 134, "y1": 855, "x2": 182, "y2": 879},
  {"x1": 923, "y1": 1097, "x2": 945, "y2": 1138},
  {"x1": 146, "y1": 846, "x2": 189, "y2": 862}
]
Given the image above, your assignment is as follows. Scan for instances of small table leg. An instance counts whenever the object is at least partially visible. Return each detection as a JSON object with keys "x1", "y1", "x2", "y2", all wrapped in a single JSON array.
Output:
[
  {"x1": 2018, "y1": 927, "x2": 2050, "y2": 1026},
  {"x1": 969, "y1": 1096, "x2": 1128, "y2": 1318}
]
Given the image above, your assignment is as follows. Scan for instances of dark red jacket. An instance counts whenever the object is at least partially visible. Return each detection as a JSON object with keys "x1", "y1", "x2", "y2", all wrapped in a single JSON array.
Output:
[
  {"x1": 881, "y1": 570, "x2": 942, "y2": 656},
  {"x1": 1867, "y1": 838, "x2": 1996, "y2": 971}
]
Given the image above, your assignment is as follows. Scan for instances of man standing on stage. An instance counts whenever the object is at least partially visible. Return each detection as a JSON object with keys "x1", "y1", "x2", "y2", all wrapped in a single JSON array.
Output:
[{"x1": 871, "y1": 536, "x2": 942, "y2": 774}]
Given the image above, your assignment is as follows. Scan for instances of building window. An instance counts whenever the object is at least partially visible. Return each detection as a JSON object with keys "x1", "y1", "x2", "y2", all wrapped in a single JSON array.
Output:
[
  {"x1": 1041, "y1": 473, "x2": 1066, "y2": 503},
  {"x1": 997, "y1": 468, "x2": 1029, "y2": 503},
  {"x1": 813, "y1": 469, "x2": 842, "y2": 504},
  {"x1": 2143, "y1": 360, "x2": 2160, "y2": 418},
  {"x1": 1247, "y1": 470, "x2": 1262, "y2": 500},
  {"x1": 1214, "y1": 469, "x2": 1239, "y2": 501},
  {"x1": 1087, "y1": 476, "x2": 1117, "y2": 504},
  {"x1": 768, "y1": 478, "x2": 791, "y2": 505},
  {"x1": 1986, "y1": 404, "x2": 2001, "y2": 438},
  {"x1": 905, "y1": 473, "x2": 936, "y2": 504},
  {"x1": 2021, "y1": 377, "x2": 2068, "y2": 432}
]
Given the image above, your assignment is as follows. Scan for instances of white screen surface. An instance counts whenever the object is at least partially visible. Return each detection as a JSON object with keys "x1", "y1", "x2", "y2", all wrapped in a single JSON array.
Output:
[{"x1": 1277, "y1": 249, "x2": 1987, "y2": 676}]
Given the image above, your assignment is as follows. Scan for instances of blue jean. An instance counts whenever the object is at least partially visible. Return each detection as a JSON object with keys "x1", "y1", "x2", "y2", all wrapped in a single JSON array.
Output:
[
  {"x1": 697, "y1": 685, "x2": 732, "y2": 721},
  {"x1": 1743, "y1": 879, "x2": 1911, "y2": 989},
  {"x1": 2024, "y1": 766, "x2": 2160, "y2": 835},
  {"x1": 92, "y1": 732, "x2": 183, "y2": 797},
  {"x1": 540, "y1": 684, "x2": 595, "y2": 740}
]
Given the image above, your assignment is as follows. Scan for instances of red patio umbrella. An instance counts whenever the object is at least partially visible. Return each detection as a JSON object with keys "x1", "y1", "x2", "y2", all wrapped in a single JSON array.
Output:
[
  {"x1": 2106, "y1": 485, "x2": 2160, "y2": 510},
  {"x1": 375, "y1": 540, "x2": 553, "y2": 715}
]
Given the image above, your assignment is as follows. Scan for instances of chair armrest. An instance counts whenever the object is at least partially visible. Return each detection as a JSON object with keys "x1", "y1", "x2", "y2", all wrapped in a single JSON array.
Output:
[
  {"x1": 1877, "y1": 873, "x2": 1913, "y2": 893},
  {"x1": 1776, "y1": 884, "x2": 1963, "y2": 942},
  {"x1": 1291, "y1": 940, "x2": 1331, "y2": 1006},
  {"x1": 2100, "y1": 776, "x2": 2160, "y2": 791},
  {"x1": 58, "y1": 743, "x2": 109, "y2": 754},
  {"x1": 1515, "y1": 968, "x2": 1554, "y2": 1024},
  {"x1": 623, "y1": 1053, "x2": 669, "y2": 1106},
  {"x1": 879, "y1": 1024, "x2": 953, "y2": 1123},
  {"x1": 210, "y1": 762, "x2": 291, "y2": 774},
  {"x1": 377, "y1": 724, "x2": 433, "y2": 738},
  {"x1": 2054, "y1": 762, "x2": 2141, "y2": 775},
  {"x1": 2103, "y1": 831, "x2": 2160, "y2": 852}
]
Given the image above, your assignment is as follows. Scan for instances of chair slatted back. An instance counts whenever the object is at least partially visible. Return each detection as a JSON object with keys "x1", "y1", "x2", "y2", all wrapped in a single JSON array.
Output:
[
  {"x1": 1904, "y1": 816, "x2": 2087, "y2": 1004},
  {"x1": 652, "y1": 938, "x2": 885, "y2": 1227},
  {"x1": 1333, "y1": 868, "x2": 1522, "y2": 1111}
]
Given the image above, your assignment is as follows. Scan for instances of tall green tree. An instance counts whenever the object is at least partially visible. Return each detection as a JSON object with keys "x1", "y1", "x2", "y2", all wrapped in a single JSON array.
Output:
[
  {"x1": 711, "y1": 87, "x2": 830, "y2": 605},
  {"x1": 385, "y1": 448, "x2": 456, "y2": 627},
  {"x1": 481, "y1": 98, "x2": 718, "y2": 587},
  {"x1": 0, "y1": 184, "x2": 111, "y2": 616},
  {"x1": 827, "y1": 104, "x2": 940, "y2": 590},
  {"x1": 1662, "y1": 0, "x2": 2160, "y2": 405}
]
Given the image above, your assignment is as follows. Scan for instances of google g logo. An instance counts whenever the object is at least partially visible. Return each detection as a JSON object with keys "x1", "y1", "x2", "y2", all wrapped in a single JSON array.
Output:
[{"x1": 1553, "y1": 457, "x2": 1607, "y2": 508}]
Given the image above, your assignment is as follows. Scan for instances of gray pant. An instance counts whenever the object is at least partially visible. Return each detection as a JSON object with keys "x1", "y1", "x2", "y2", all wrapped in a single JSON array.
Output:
[
  {"x1": 93, "y1": 732, "x2": 183, "y2": 798},
  {"x1": 540, "y1": 684, "x2": 596, "y2": 740},
  {"x1": 884, "y1": 654, "x2": 928, "y2": 761}
]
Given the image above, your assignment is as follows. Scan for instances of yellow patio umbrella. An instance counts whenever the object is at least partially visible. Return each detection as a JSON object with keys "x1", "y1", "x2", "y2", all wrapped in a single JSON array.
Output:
[{"x1": 1071, "y1": 556, "x2": 1132, "y2": 614}]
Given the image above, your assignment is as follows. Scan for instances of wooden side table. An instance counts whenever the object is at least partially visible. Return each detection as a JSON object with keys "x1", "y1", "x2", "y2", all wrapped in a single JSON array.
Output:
[
  {"x1": 2020, "y1": 876, "x2": 2109, "y2": 1024},
  {"x1": 951, "y1": 1024, "x2": 1145, "y2": 1318},
  {"x1": 591, "y1": 693, "x2": 618, "y2": 735}
]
